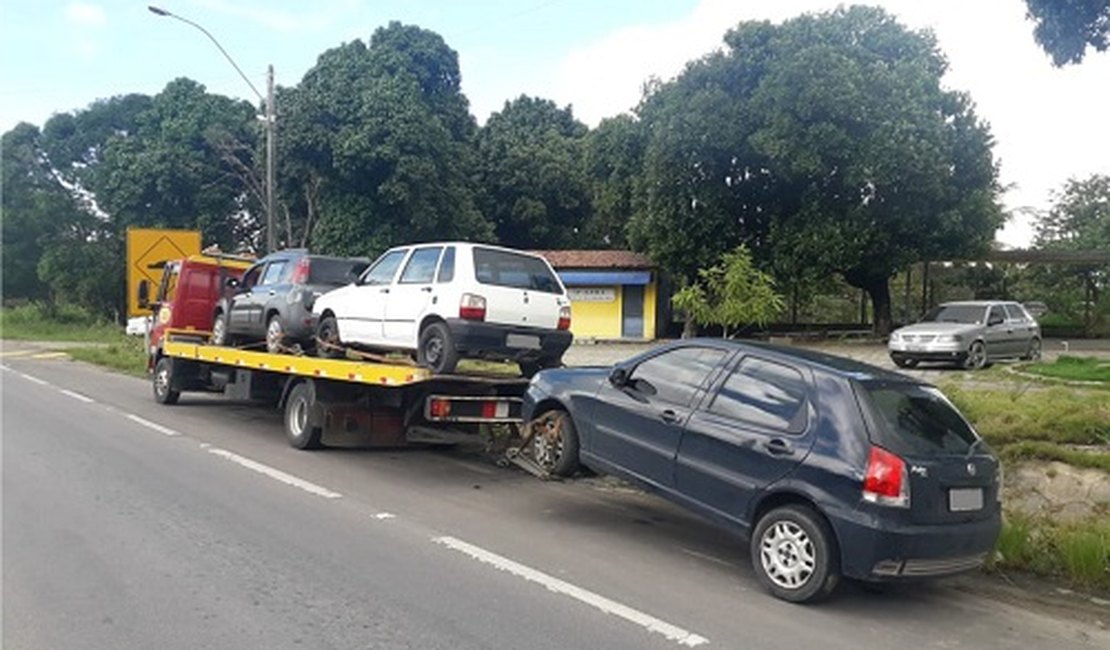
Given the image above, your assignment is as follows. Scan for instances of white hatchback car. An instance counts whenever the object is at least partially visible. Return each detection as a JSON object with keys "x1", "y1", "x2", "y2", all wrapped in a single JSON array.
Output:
[{"x1": 312, "y1": 242, "x2": 573, "y2": 375}]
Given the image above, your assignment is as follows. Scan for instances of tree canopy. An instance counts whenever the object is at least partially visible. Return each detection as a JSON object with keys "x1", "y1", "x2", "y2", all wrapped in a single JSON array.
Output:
[
  {"x1": 1024, "y1": 0, "x2": 1110, "y2": 65},
  {"x1": 630, "y1": 6, "x2": 1003, "y2": 333}
]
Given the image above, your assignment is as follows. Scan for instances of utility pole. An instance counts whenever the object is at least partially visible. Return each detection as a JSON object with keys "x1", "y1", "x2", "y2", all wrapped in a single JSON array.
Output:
[
  {"x1": 266, "y1": 65, "x2": 276, "y2": 253},
  {"x1": 148, "y1": 6, "x2": 277, "y2": 253}
]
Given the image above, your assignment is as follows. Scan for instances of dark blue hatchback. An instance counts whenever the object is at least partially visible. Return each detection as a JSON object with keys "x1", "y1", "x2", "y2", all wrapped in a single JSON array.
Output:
[{"x1": 522, "y1": 339, "x2": 1002, "y2": 603}]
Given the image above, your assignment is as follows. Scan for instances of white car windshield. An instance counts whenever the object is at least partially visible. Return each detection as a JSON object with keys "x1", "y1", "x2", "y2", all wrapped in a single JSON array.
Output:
[{"x1": 921, "y1": 305, "x2": 985, "y2": 324}]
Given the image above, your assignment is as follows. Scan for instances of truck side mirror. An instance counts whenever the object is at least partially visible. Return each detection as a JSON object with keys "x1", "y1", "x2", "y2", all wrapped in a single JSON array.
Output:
[{"x1": 137, "y1": 280, "x2": 151, "y2": 309}]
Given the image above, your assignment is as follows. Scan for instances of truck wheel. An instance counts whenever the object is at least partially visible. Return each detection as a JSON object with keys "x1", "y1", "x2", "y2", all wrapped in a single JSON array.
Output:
[
  {"x1": 751, "y1": 505, "x2": 840, "y2": 604},
  {"x1": 285, "y1": 382, "x2": 323, "y2": 450},
  {"x1": 532, "y1": 409, "x2": 579, "y2": 477},
  {"x1": 153, "y1": 357, "x2": 181, "y2": 405},
  {"x1": 315, "y1": 315, "x2": 344, "y2": 359},
  {"x1": 266, "y1": 314, "x2": 286, "y2": 354},
  {"x1": 418, "y1": 322, "x2": 459, "y2": 374}
]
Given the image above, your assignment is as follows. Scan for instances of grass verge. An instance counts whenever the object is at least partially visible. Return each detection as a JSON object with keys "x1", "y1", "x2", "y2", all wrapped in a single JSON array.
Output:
[
  {"x1": 941, "y1": 384, "x2": 1110, "y2": 447},
  {"x1": 67, "y1": 337, "x2": 148, "y2": 378},
  {"x1": 1023, "y1": 355, "x2": 1110, "y2": 383},
  {"x1": 1, "y1": 303, "x2": 122, "y2": 342},
  {"x1": 999, "y1": 440, "x2": 1110, "y2": 473},
  {"x1": 991, "y1": 513, "x2": 1110, "y2": 591}
]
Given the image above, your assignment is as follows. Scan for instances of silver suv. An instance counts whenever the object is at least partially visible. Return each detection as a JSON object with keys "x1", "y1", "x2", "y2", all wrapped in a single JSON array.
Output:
[{"x1": 888, "y1": 301, "x2": 1042, "y2": 369}]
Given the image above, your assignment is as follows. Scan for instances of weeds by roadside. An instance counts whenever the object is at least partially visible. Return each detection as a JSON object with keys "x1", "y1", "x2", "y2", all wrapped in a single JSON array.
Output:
[
  {"x1": 67, "y1": 338, "x2": 148, "y2": 377},
  {"x1": 1, "y1": 304, "x2": 123, "y2": 342},
  {"x1": 941, "y1": 384, "x2": 1110, "y2": 447},
  {"x1": 991, "y1": 514, "x2": 1110, "y2": 591}
]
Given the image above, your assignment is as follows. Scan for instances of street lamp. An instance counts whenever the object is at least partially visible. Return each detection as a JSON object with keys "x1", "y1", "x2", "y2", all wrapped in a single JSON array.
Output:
[{"x1": 148, "y1": 5, "x2": 277, "y2": 254}]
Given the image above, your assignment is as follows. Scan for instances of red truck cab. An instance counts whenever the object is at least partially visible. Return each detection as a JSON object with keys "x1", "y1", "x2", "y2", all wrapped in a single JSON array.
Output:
[{"x1": 139, "y1": 253, "x2": 253, "y2": 367}]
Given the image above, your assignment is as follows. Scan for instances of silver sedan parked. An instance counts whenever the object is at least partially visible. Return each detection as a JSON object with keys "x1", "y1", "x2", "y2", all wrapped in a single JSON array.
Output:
[{"x1": 888, "y1": 301, "x2": 1042, "y2": 370}]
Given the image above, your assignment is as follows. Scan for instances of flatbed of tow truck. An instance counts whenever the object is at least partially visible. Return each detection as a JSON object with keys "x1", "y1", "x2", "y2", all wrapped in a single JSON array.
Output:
[{"x1": 151, "y1": 331, "x2": 551, "y2": 475}]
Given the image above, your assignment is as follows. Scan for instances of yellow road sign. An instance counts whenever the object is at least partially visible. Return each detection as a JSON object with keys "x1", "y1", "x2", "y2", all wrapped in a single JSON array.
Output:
[{"x1": 126, "y1": 228, "x2": 201, "y2": 317}]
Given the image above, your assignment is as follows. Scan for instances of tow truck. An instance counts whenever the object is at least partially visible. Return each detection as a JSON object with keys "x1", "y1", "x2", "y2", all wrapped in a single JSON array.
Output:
[{"x1": 138, "y1": 251, "x2": 550, "y2": 473}]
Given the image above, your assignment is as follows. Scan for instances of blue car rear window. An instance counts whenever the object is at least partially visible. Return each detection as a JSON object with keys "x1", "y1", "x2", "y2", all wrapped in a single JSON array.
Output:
[{"x1": 859, "y1": 381, "x2": 981, "y2": 455}]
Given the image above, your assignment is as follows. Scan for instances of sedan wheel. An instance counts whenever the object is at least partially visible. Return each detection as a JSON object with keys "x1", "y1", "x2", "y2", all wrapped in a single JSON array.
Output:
[
  {"x1": 532, "y1": 410, "x2": 579, "y2": 477},
  {"x1": 751, "y1": 505, "x2": 839, "y2": 603},
  {"x1": 1023, "y1": 338, "x2": 1042, "y2": 362},
  {"x1": 965, "y1": 341, "x2": 987, "y2": 370}
]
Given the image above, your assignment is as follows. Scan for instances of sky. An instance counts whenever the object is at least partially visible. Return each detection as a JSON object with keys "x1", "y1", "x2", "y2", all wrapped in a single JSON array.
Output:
[{"x1": 2, "y1": 0, "x2": 1108, "y2": 248}]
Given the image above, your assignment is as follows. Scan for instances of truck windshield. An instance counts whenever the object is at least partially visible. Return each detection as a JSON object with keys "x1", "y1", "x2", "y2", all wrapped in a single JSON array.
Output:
[{"x1": 157, "y1": 263, "x2": 179, "y2": 303}]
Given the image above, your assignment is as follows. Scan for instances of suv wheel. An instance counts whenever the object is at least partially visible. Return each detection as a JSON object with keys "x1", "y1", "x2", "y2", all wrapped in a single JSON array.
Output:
[
  {"x1": 751, "y1": 505, "x2": 840, "y2": 603},
  {"x1": 266, "y1": 315, "x2": 286, "y2": 354},
  {"x1": 212, "y1": 310, "x2": 231, "y2": 347},
  {"x1": 418, "y1": 322, "x2": 460, "y2": 374}
]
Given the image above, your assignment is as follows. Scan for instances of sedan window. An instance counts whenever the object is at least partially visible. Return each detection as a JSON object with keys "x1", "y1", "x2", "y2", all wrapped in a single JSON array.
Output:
[
  {"x1": 360, "y1": 250, "x2": 408, "y2": 286},
  {"x1": 1003, "y1": 304, "x2": 1028, "y2": 322},
  {"x1": 628, "y1": 346, "x2": 728, "y2": 407},
  {"x1": 922, "y1": 304, "x2": 986, "y2": 324},
  {"x1": 399, "y1": 247, "x2": 443, "y2": 284},
  {"x1": 708, "y1": 357, "x2": 808, "y2": 432}
]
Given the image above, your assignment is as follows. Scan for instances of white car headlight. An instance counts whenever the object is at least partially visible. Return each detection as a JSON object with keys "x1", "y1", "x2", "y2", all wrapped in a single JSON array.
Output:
[{"x1": 889, "y1": 332, "x2": 901, "y2": 342}]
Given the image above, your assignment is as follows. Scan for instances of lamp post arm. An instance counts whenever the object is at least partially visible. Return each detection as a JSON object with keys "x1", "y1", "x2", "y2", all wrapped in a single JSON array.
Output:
[{"x1": 153, "y1": 8, "x2": 264, "y2": 103}]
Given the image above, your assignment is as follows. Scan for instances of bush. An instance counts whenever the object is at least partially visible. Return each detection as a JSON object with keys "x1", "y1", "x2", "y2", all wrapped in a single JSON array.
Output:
[{"x1": 0, "y1": 303, "x2": 123, "y2": 341}]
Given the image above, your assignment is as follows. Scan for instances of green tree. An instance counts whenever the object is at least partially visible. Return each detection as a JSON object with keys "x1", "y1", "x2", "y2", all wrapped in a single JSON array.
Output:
[
  {"x1": 581, "y1": 115, "x2": 645, "y2": 249},
  {"x1": 672, "y1": 245, "x2": 784, "y2": 337},
  {"x1": 1024, "y1": 0, "x2": 1110, "y2": 65},
  {"x1": 282, "y1": 23, "x2": 493, "y2": 257},
  {"x1": 475, "y1": 95, "x2": 590, "y2": 249},
  {"x1": 631, "y1": 6, "x2": 1003, "y2": 334},
  {"x1": 1, "y1": 123, "x2": 87, "y2": 302},
  {"x1": 1033, "y1": 174, "x2": 1110, "y2": 332}
]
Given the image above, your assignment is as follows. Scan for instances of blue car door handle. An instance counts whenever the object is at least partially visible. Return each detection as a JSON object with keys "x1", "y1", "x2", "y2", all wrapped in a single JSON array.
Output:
[{"x1": 763, "y1": 438, "x2": 794, "y2": 456}]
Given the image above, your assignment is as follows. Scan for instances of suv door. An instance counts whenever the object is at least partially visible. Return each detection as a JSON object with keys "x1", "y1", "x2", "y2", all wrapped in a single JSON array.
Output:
[
  {"x1": 228, "y1": 264, "x2": 263, "y2": 333},
  {"x1": 588, "y1": 346, "x2": 730, "y2": 489},
  {"x1": 676, "y1": 355, "x2": 816, "y2": 527},
  {"x1": 384, "y1": 246, "x2": 443, "y2": 344},
  {"x1": 249, "y1": 259, "x2": 290, "y2": 335}
]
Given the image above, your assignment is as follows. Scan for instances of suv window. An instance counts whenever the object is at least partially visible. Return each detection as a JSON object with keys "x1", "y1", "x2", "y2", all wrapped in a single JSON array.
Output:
[
  {"x1": 241, "y1": 265, "x2": 263, "y2": 289},
  {"x1": 628, "y1": 346, "x2": 728, "y2": 407},
  {"x1": 399, "y1": 247, "x2": 443, "y2": 284},
  {"x1": 361, "y1": 250, "x2": 407, "y2": 286},
  {"x1": 473, "y1": 247, "x2": 562, "y2": 294},
  {"x1": 708, "y1": 357, "x2": 808, "y2": 432},
  {"x1": 859, "y1": 381, "x2": 980, "y2": 455},
  {"x1": 261, "y1": 261, "x2": 287, "y2": 286},
  {"x1": 437, "y1": 246, "x2": 456, "y2": 284},
  {"x1": 308, "y1": 257, "x2": 366, "y2": 285}
]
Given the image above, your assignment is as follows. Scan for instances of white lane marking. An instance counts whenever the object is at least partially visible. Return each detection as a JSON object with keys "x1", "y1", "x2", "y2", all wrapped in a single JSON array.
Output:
[
  {"x1": 126, "y1": 414, "x2": 182, "y2": 437},
  {"x1": 433, "y1": 536, "x2": 710, "y2": 648},
  {"x1": 17, "y1": 372, "x2": 50, "y2": 386},
  {"x1": 59, "y1": 388, "x2": 95, "y2": 403},
  {"x1": 372, "y1": 512, "x2": 397, "y2": 520},
  {"x1": 205, "y1": 447, "x2": 342, "y2": 499}
]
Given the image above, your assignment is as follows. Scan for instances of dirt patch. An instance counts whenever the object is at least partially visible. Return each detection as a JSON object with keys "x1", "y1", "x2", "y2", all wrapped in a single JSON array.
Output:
[{"x1": 1005, "y1": 460, "x2": 1110, "y2": 522}]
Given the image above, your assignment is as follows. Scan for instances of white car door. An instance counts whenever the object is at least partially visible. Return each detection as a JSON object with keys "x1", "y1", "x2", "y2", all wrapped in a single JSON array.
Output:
[
  {"x1": 337, "y1": 248, "x2": 408, "y2": 344},
  {"x1": 383, "y1": 246, "x2": 442, "y2": 345}
]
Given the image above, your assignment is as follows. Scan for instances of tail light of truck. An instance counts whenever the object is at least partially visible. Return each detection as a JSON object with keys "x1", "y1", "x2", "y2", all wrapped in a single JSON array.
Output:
[
  {"x1": 459, "y1": 293, "x2": 486, "y2": 321},
  {"x1": 290, "y1": 257, "x2": 310, "y2": 284},
  {"x1": 862, "y1": 446, "x2": 910, "y2": 508},
  {"x1": 557, "y1": 305, "x2": 571, "y2": 330}
]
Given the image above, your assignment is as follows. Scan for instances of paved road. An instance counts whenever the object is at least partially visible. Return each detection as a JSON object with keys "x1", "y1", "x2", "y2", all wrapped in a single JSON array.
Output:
[{"x1": 3, "y1": 350, "x2": 1107, "y2": 650}]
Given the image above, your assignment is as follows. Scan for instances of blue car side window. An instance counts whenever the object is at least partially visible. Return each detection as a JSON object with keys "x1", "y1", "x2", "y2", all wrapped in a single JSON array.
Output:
[
  {"x1": 628, "y1": 347, "x2": 728, "y2": 407},
  {"x1": 708, "y1": 357, "x2": 808, "y2": 432}
]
